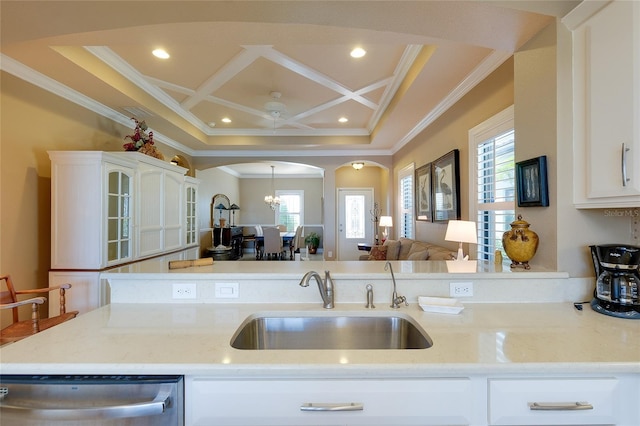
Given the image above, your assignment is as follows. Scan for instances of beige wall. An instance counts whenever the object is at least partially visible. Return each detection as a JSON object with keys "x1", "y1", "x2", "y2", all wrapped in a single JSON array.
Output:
[
  {"x1": 195, "y1": 167, "x2": 240, "y2": 254},
  {"x1": 0, "y1": 72, "x2": 190, "y2": 324},
  {"x1": 514, "y1": 22, "x2": 558, "y2": 270},
  {"x1": 238, "y1": 177, "x2": 324, "y2": 227},
  {"x1": 393, "y1": 58, "x2": 515, "y2": 256}
]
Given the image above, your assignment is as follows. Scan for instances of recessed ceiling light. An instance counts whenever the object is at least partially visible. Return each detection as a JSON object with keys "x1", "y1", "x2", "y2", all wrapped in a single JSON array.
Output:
[
  {"x1": 350, "y1": 47, "x2": 366, "y2": 58},
  {"x1": 339, "y1": 117, "x2": 349, "y2": 123},
  {"x1": 221, "y1": 117, "x2": 232, "y2": 123},
  {"x1": 208, "y1": 122, "x2": 216, "y2": 127},
  {"x1": 152, "y1": 48, "x2": 170, "y2": 59}
]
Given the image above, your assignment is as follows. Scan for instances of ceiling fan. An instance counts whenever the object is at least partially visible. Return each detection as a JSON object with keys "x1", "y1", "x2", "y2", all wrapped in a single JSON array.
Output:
[{"x1": 264, "y1": 91, "x2": 287, "y2": 128}]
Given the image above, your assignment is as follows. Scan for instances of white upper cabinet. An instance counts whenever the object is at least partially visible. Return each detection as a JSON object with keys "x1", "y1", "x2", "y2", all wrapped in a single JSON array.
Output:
[
  {"x1": 50, "y1": 151, "x2": 136, "y2": 269},
  {"x1": 50, "y1": 151, "x2": 195, "y2": 270},
  {"x1": 566, "y1": 0, "x2": 640, "y2": 208},
  {"x1": 136, "y1": 158, "x2": 186, "y2": 257}
]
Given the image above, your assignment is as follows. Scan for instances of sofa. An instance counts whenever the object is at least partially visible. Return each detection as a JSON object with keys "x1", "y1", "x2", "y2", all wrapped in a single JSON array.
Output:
[{"x1": 360, "y1": 238, "x2": 456, "y2": 261}]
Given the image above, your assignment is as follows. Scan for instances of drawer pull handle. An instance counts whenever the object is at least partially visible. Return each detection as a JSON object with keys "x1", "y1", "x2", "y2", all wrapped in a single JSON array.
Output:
[
  {"x1": 529, "y1": 402, "x2": 593, "y2": 411},
  {"x1": 301, "y1": 402, "x2": 363, "y2": 412}
]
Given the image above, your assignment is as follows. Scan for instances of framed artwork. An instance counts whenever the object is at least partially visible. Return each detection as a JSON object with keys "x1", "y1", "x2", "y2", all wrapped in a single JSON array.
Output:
[
  {"x1": 516, "y1": 155, "x2": 549, "y2": 207},
  {"x1": 415, "y1": 163, "x2": 432, "y2": 221},
  {"x1": 432, "y1": 149, "x2": 460, "y2": 222}
]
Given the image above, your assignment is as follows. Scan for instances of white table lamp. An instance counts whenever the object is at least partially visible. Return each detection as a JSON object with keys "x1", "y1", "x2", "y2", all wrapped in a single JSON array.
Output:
[
  {"x1": 444, "y1": 220, "x2": 477, "y2": 261},
  {"x1": 379, "y1": 216, "x2": 393, "y2": 240}
]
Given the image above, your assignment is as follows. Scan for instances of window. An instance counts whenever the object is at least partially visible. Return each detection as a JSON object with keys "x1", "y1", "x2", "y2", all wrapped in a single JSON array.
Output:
[
  {"x1": 469, "y1": 106, "x2": 515, "y2": 262},
  {"x1": 398, "y1": 164, "x2": 414, "y2": 238},
  {"x1": 275, "y1": 190, "x2": 303, "y2": 231}
]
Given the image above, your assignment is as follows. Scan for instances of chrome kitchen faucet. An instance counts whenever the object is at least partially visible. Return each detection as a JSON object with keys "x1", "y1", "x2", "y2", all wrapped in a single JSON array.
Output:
[
  {"x1": 299, "y1": 270, "x2": 335, "y2": 309},
  {"x1": 385, "y1": 261, "x2": 407, "y2": 309}
]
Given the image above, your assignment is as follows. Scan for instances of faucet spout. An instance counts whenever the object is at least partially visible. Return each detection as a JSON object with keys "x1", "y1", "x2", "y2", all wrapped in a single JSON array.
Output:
[
  {"x1": 299, "y1": 270, "x2": 334, "y2": 309},
  {"x1": 385, "y1": 261, "x2": 407, "y2": 309}
]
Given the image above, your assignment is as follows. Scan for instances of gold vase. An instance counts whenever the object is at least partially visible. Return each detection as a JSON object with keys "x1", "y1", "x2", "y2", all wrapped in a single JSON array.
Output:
[{"x1": 502, "y1": 215, "x2": 539, "y2": 270}]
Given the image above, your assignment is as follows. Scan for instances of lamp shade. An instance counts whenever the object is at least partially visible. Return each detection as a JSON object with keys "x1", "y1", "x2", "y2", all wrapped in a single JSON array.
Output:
[
  {"x1": 229, "y1": 203, "x2": 240, "y2": 210},
  {"x1": 379, "y1": 216, "x2": 393, "y2": 227},
  {"x1": 444, "y1": 220, "x2": 477, "y2": 244}
]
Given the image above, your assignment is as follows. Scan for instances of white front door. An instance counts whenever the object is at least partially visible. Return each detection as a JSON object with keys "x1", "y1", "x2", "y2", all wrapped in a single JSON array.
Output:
[{"x1": 337, "y1": 188, "x2": 374, "y2": 260}]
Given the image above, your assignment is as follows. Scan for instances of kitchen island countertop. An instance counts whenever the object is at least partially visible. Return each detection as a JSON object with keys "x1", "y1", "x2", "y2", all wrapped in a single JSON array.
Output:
[{"x1": 1, "y1": 300, "x2": 638, "y2": 377}]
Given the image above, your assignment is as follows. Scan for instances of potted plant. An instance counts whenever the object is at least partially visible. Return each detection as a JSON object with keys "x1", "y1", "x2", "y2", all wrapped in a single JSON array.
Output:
[{"x1": 304, "y1": 232, "x2": 320, "y2": 254}]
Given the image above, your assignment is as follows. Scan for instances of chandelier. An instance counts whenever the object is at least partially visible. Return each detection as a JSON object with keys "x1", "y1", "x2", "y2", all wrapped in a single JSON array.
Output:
[{"x1": 264, "y1": 165, "x2": 281, "y2": 210}]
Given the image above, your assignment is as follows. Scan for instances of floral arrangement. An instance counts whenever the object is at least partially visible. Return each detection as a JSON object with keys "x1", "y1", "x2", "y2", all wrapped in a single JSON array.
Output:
[{"x1": 123, "y1": 118, "x2": 164, "y2": 160}]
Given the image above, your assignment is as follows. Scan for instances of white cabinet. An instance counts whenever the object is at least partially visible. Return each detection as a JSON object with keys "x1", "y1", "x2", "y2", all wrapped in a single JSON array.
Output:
[
  {"x1": 49, "y1": 151, "x2": 199, "y2": 314},
  {"x1": 136, "y1": 158, "x2": 186, "y2": 257},
  {"x1": 50, "y1": 151, "x2": 137, "y2": 269},
  {"x1": 186, "y1": 378, "x2": 473, "y2": 426},
  {"x1": 567, "y1": 0, "x2": 640, "y2": 207},
  {"x1": 186, "y1": 375, "x2": 639, "y2": 426}
]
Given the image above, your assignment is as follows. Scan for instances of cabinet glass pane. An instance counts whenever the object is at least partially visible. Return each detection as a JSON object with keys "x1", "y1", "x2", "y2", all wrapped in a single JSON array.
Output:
[
  {"x1": 120, "y1": 240, "x2": 129, "y2": 258},
  {"x1": 108, "y1": 219, "x2": 118, "y2": 240},
  {"x1": 121, "y1": 196, "x2": 130, "y2": 217},
  {"x1": 108, "y1": 172, "x2": 119, "y2": 193},
  {"x1": 107, "y1": 241, "x2": 118, "y2": 261},
  {"x1": 121, "y1": 174, "x2": 130, "y2": 196},
  {"x1": 108, "y1": 195, "x2": 118, "y2": 217},
  {"x1": 121, "y1": 219, "x2": 129, "y2": 238}
]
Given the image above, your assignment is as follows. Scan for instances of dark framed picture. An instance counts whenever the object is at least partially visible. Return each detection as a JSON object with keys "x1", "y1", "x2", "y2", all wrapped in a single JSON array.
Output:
[
  {"x1": 415, "y1": 163, "x2": 432, "y2": 221},
  {"x1": 432, "y1": 149, "x2": 460, "y2": 222},
  {"x1": 516, "y1": 155, "x2": 549, "y2": 207}
]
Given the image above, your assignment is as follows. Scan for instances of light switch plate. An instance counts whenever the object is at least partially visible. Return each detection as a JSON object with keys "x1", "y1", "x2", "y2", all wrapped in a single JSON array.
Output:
[{"x1": 215, "y1": 282, "x2": 239, "y2": 298}]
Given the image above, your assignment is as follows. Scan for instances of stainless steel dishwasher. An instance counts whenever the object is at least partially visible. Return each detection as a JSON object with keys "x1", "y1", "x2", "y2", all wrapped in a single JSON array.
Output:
[{"x1": 0, "y1": 375, "x2": 183, "y2": 425}]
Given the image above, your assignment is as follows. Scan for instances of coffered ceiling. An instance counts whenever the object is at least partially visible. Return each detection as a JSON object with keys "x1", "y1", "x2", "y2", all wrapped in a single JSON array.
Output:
[{"x1": 1, "y1": 1, "x2": 580, "y2": 163}]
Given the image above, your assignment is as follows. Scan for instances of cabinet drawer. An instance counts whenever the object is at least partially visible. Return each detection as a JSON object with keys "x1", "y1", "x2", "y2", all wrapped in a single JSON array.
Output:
[
  {"x1": 187, "y1": 378, "x2": 472, "y2": 425},
  {"x1": 488, "y1": 378, "x2": 618, "y2": 425}
]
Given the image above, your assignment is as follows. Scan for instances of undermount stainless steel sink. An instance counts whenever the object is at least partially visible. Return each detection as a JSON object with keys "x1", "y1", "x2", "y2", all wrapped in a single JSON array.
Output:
[{"x1": 230, "y1": 313, "x2": 433, "y2": 350}]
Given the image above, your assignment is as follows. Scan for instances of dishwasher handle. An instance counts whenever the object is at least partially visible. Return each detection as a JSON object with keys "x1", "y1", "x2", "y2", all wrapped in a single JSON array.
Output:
[{"x1": 0, "y1": 384, "x2": 172, "y2": 420}]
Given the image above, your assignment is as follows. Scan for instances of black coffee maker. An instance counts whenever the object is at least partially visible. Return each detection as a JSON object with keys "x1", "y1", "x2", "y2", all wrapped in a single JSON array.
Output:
[{"x1": 590, "y1": 245, "x2": 640, "y2": 319}]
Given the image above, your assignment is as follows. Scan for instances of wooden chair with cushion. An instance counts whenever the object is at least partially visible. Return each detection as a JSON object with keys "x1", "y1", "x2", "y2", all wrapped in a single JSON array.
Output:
[{"x1": 1, "y1": 275, "x2": 78, "y2": 345}]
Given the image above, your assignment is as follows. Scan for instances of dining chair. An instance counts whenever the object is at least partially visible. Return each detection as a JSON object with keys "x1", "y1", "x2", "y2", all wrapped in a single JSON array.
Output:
[
  {"x1": 291, "y1": 226, "x2": 304, "y2": 256},
  {"x1": 1, "y1": 275, "x2": 78, "y2": 345},
  {"x1": 277, "y1": 224, "x2": 287, "y2": 232},
  {"x1": 262, "y1": 227, "x2": 284, "y2": 260}
]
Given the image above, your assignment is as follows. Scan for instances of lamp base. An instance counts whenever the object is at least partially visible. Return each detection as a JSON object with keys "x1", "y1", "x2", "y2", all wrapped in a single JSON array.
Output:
[{"x1": 454, "y1": 244, "x2": 469, "y2": 261}]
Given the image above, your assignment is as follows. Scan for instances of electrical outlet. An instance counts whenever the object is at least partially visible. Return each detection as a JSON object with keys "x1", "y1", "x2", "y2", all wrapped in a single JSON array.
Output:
[
  {"x1": 172, "y1": 283, "x2": 197, "y2": 299},
  {"x1": 450, "y1": 282, "x2": 473, "y2": 297}
]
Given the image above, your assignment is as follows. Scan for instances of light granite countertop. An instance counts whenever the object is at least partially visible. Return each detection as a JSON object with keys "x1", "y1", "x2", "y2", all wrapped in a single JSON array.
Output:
[
  {"x1": 1, "y1": 259, "x2": 637, "y2": 378},
  {"x1": 1, "y1": 300, "x2": 638, "y2": 377}
]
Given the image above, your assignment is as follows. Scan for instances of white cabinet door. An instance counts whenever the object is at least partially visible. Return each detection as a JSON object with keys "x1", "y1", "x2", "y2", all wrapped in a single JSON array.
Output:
[
  {"x1": 184, "y1": 178, "x2": 199, "y2": 247},
  {"x1": 163, "y1": 171, "x2": 183, "y2": 251},
  {"x1": 49, "y1": 151, "x2": 136, "y2": 269},
  {"x1": 137, "y1": 158, "x2": 188, "y2": 257},
  {"x1": 571, "y1": 0, "x2": 640, "y2": 207},
  {"x1": 186, "y1": 378, "x2": 473, "y2": 426},
  {"x1": 137, "y1": 167, "x2": 164, "y2": 257}
]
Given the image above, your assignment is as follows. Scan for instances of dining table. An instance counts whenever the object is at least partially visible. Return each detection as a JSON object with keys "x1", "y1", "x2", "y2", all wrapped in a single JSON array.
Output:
[{"x1": 254, "y1": 232, "x2": 296, "y2": 260}]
